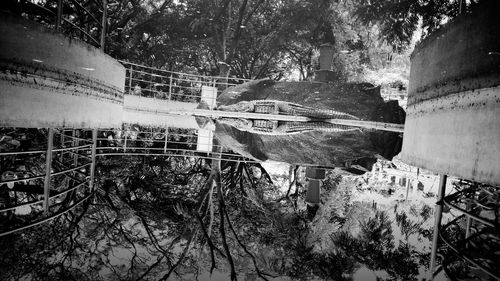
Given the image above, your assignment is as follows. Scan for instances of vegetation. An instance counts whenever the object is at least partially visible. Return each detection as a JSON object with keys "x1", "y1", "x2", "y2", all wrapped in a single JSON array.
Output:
[{"x1": 0, "y1": 0, "x2": 487, "y2": 280}]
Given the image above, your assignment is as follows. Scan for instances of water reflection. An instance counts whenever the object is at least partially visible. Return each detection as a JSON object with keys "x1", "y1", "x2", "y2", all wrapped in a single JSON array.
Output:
[
  {"x1": 0, "y1": 81, "x2": 496, "y2": 280},
  {"x1": 0, "y1": 127, "x2": 439, "y2": 281}
]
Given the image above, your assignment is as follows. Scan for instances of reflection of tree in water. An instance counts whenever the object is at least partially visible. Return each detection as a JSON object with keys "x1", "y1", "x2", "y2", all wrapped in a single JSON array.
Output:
[
  {"x1": 0, "y1": 155, "x2": 304, "y2": 280},
  {"x1": 331, "y1": 210, "x2": 426, "y2": 281},
  {"x1": 1, "y1": 153, "x2": 432, "y2": 280}
]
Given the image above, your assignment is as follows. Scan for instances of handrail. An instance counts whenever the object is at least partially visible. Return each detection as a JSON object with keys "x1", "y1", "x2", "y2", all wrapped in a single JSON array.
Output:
[
  {"x1": 0, "y1": 174, "x2": 46, "y2": 185},
  {"x1": 439, "y1": 216, "x2": 500, "y2": 280},
  {"x1": 128, "y1": 70, "x2": 231, "y2": 86},
  {"x1": 51, "y1": 162, "x2": 92, "y2": 177},
  {"x1": 61, "y1": 17, "x2": 101, "y2": 46},
  {"x1": 443, "y1": 190, "x2": 498, "y2": 228},
  {"x1": 53, "y1": 144, "x2": 93, "y2": 152},
  {"x1": 96, "y1": 153, "x2": 258, "y2": 163},
  {"x1": 95, "y1": 147, "x2": 251, "y2": 158},
  {"x1": 20, "y1": 0, "x2": 106, "y2": 49},
  {"x1": 68, "y1": 0, "x2": 102, "y2": 26},
  {"x1": 55, "y1": 131, "x2": 93, "y2": 143},
  {"x1": 120, "y1": 60, "x2": 251, "y2": 83},
  {"x1": 0, "y1": 191, "x2": 95, "y2": 237},
  {"x1": 0, "y1": 150, "x2": 46, "y2": 156},
  {"x1": 64, "y1": 150, "x2": 93, "y2": 160},
  {"x1": 0, "y1": 179, "x2": 89, "y2": 213},
  {"x1": 22, "y1": 0, "x2": 57, "y2": 17}
]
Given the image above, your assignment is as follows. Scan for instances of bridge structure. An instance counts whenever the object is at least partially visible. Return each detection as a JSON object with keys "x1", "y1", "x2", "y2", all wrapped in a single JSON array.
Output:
[{"x1": 0, "y1": 1, "x2": 499, "y2": 280}]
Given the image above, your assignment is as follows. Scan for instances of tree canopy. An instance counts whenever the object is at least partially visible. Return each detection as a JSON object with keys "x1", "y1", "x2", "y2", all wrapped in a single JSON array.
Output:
[{"x1": 100, "y1": 0, "x2": 480, "y2": 81}]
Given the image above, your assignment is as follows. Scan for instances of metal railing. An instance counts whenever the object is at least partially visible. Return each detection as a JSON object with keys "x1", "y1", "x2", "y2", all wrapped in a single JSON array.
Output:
[
  {"x1": 121, "y1": 61, "x2": 250, "y2": 105},
  {"x1": 94, "y1": 127, "x2": 258, "y2": 163},
  {"x1": 430, "y1": 179, "x2": 500, "y2": 280},
  {"x1": 0, "y1": 128, "x2": 97, "y2": 237},
  {"x1": 18, "y1": 0, "x2": 107, "y2": 49}
]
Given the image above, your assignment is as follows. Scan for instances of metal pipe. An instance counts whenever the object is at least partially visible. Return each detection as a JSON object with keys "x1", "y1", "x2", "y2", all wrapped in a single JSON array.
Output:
[
  {"x1": 128, "y1": 65, "x2": 133, "y2": 94},
  {"x1": 0, "y1": 179, "x2": 89, "y2": 214},
  {"x1": 123, "y1": 134, "x2": 127, "y2": 152},
  {"x1": 443, "y1": 199, "x2": 495, "y2": 227},
  {"x1": 429, "y1": 174, "x2": 447, "y2": 279},
  {"x1": 43, "y1": 128, "x2": 54, "y2": 215},
  {"x1": 59, "y1": 130, "x2": 64, "y2": 162},
  {"x1": 168, "y1": 74, "x2": 173, "y2": 101},
  {"x1": 164, "y1": 126, "x2": 168, "y2": 153},
  {"x1": 465, "y1": 185, "x2": 475, "y2": 241},
  {"x1": 73, "y1": 130, "x2": 79, "y2": 170},
  {"x1": 51, "y1": 163, "x2": 91, "y2": 177},
  {"x1": 68, "y1": 0, "x2": 101, "y2": 25},
  {"x1": 61, "y1": 17, "x2": 101, "y2": 46},
  {"x1": 100, "y1": 0, "x2": 107, "y2": 49},
  {"x1": 0, "y1": 150, "x2": 46, "y2": 156},
  {"x1": 0, "y1": 191, "x2": 95, "y2": 238},
  {"x1": 0, "y1": 174, "x2": 46, "y2": 185},
  {"x1": 118, "y1": 60, "x2": 251, "y2": 83},
  {"x1": 89, "y1": 129, "x2": 98, "y2": 192},
  {"x1": 52, "y1": 144, "x2": 93, "y2": 152},
  {"x1": 95, "y1": 153, "x2": 258, "y2": 163},
  {"x1": 56, "y1": 0, "x2": 63, "y2": 31}
]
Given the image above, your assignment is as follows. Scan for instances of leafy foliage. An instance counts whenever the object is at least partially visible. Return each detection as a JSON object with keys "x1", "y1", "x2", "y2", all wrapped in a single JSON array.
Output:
[{"x1": 353, "y1": 0, "x2": 481, "y2": 52}]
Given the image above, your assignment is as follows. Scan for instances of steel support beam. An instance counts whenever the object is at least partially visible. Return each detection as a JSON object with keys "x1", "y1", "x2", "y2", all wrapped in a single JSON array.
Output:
[{"x1": 429, "y1": 174, "x2": 448, "y2": 279}]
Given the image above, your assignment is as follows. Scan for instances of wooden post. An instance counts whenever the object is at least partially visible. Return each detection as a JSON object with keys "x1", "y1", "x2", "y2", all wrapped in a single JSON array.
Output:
[
  {"x1": 43, "y1": 128, "x2": 54, "y2": 215},
  {"x1": 429, "y1": 174, "x2": 447, "y2": 279}
]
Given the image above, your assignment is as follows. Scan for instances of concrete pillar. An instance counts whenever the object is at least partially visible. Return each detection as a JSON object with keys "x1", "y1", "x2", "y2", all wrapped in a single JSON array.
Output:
[{"x1": 429, "y1": 175, "x2": 447, "y2": 279}]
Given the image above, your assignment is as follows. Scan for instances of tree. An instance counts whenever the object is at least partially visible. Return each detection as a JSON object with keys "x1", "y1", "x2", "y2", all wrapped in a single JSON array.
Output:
[
  {"x1": 353, "y1": 0, "x2": 481, "y2": 52},
  {"x1": 331, "y1": 209, "x2": 422, "y2": 280}
]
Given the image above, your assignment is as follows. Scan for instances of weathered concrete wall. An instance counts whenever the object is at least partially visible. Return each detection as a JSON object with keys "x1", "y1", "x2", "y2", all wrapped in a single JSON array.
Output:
[
  {"x1": 402, "y1": 2, "x2": 500, "y2": 186},
  {"x1": 407, "y1": 2, "x2": 500, "y2": 105},
  {"x1": 0, "y1": 12, "x2": 125, "y2": 128}
]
